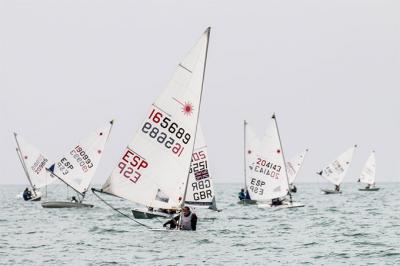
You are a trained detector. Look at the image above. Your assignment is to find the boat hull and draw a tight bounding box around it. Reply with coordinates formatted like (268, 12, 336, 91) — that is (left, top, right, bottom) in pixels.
(237, 199, 257, 205)
(258, 201, 305, 209)
(132, 209, 173, 219)
(321, 189, 342, 194)
(29, 196, 41, 201)
(41, 201, 94, 208)
(359, 188, 380, 191)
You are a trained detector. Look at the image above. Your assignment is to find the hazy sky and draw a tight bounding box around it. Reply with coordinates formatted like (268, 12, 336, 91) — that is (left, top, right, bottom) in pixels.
(1, 0, 399, 185)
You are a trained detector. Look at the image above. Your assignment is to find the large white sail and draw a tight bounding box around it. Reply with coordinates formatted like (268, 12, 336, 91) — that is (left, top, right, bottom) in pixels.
(318, 145, 357, 186)
(50, 121, 114, 194)
(14, 133, 55, 190)
(287, 149, 308, 185)
(246, 115, 289, 201)
(184, 125, 217, 209)
(102, 28, 211, 210)
(359, 151, 376, 185)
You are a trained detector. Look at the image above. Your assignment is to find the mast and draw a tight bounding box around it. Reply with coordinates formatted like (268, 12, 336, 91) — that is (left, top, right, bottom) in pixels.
(14, 133, 37, 197)
(243, 120, 247, 190)
(181, 27, 211, 209)
(271, 114, 293, 203)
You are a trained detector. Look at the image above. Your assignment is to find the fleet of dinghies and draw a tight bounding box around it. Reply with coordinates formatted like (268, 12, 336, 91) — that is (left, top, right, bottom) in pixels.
(14, 27, 383, 230)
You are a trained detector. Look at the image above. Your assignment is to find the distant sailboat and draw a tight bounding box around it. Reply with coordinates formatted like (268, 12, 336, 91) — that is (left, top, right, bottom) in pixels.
(358, 151, 379, 191)
(286, 149, 309, 193)
(92, 28, 211, 226)
(318, 145, 357, 194)
(14, 133, 55, 201)
(248, 114, 304, 208)
(41, 121, 114, 208)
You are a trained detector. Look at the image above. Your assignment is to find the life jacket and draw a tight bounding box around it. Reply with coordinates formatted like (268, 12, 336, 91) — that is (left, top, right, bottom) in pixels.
(180, 212, 193, 230)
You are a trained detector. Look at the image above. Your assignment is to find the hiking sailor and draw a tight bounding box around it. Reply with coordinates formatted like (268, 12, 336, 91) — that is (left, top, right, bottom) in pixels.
(163, 206, 198, 231)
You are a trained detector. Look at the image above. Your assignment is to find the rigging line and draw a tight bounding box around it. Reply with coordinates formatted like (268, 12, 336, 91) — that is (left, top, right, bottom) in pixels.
(91, 188, 151, 229)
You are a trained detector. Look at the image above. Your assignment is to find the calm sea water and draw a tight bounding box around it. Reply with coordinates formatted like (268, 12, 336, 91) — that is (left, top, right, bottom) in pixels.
(1, 183, 399, 265)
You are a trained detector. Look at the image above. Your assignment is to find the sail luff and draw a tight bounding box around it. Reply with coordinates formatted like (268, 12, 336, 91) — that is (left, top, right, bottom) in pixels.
(243, 120, 247, 190)
(14, 133, 36, 195)
(181, 27, 211, 208)
(272, 114, 292, 202)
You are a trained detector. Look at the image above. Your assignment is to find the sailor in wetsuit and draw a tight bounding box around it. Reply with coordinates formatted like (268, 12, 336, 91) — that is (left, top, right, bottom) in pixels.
(238, 189, 246, 200)
(335, 185, 340, 192)
(22, 187, 32, 201)
(163, 206, 197, 231)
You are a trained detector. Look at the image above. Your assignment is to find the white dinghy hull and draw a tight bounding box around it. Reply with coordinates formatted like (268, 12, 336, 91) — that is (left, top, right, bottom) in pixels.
(41, 201, 94, 208)
(257, 201, 305, 209)
(131, 209, 173, 219)
(358, 188, 380, 191)
(321, 189, 342, 194)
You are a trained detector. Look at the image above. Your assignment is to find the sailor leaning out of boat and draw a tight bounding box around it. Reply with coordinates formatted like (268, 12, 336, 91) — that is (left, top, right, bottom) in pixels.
(163, 206, 197, 231)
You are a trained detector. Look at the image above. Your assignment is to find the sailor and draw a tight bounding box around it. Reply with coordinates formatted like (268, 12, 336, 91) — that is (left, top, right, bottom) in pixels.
(271, 198, 283, 206)
(163, 206, 197, 231)
(71, 196, 78, 203)
(291, 184, 297, 193)
(245, 189, 251, 200)
(335, 185, 340, 192)
(365, 184, 371, 189)
(22, 187, 32, 201)
(238, 188, 246, 200)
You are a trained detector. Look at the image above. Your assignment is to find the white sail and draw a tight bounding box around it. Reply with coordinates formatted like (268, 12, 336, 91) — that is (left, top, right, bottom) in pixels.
(184, 125, 217, 209)
(246, 115, 289, 201)
(318, 145, 357, 186)
(359, 151, 376, 185)
(244, 121, 260, 187)
(14, 133, 55, 190)
(287, 149, 308, 185)
(50, 121, 114, 194)
(102, 28, 211, 210)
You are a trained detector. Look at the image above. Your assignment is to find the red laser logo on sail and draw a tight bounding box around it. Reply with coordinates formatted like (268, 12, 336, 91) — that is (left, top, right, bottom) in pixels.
(173, 97, 194, 116)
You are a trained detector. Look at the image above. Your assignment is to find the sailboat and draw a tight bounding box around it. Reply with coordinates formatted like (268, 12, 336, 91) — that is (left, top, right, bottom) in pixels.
(41, 121, 114, 208)
(248, 114, 304, 209)
(14, 133, 56, 201)
(286, 149, 309, 193)
(317, 145, 357, 194)
(239, 120, 260, 205)
(358, 151, 379, 191)
(92, 28, 211, 228)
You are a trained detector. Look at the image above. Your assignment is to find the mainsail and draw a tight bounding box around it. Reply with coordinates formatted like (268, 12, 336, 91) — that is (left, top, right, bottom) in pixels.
(318, 145, 357, 186)
(358, 151, 376, 185)
(101, 28, 211, 210)
(244, 121, 260, 189)
(246, 115, 290, 201)
(287, 149, 308, 185)
(14, 133, 55, 193)
(184, 125, 217, 210)
(49, 121, 114, 195)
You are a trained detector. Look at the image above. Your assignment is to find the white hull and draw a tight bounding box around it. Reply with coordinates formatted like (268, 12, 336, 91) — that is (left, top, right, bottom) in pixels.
(41, 201, 94, 208)
(257, 201, 305, 209)
(132, 208, 173, 219)
(359, 187, 380, 191)
(321, 189, 342, 194)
